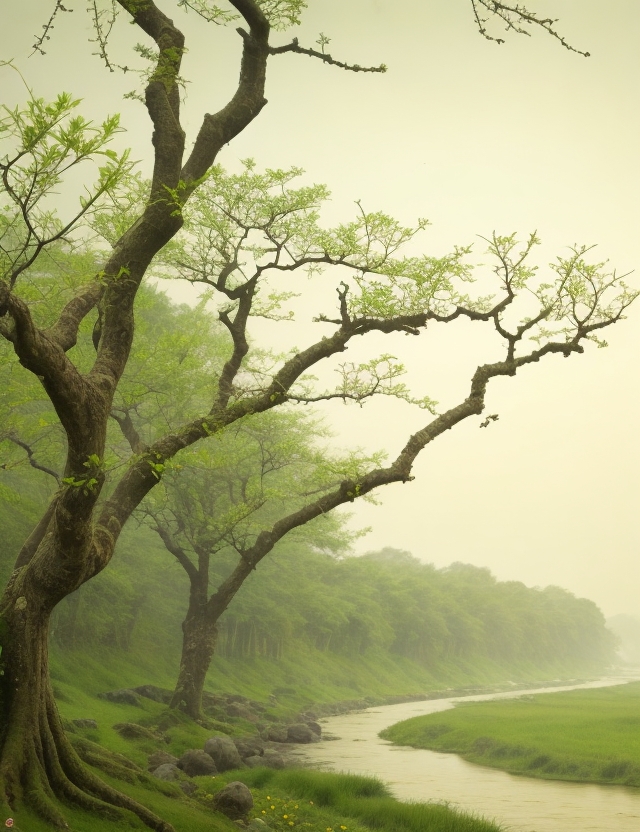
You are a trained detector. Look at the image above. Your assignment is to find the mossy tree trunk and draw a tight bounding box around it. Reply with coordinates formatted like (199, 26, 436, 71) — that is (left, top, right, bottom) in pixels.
(0, 538, 173, 830)
(169, 578, 219, 721)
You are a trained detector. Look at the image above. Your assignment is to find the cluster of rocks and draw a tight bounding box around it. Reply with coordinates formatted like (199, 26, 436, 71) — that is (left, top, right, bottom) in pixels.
(146, 730, 320, 819)
(147, 723, 321, 792)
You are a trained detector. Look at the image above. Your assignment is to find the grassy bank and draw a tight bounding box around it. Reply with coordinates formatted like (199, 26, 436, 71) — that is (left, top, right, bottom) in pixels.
(15, 646, 514, 832)
(5, 756, 505, 832)
(381, 682, 640, 787)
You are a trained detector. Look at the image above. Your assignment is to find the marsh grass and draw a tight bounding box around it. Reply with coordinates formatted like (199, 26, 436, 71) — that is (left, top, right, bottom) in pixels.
(211, 769, 503, 832)
(381, 682, 640, 786)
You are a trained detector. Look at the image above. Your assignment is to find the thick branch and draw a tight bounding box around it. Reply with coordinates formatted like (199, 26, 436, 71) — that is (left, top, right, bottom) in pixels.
(116, 0, 186, 197)
(180, 15, 270, 186)
(44, 281, 104, 352)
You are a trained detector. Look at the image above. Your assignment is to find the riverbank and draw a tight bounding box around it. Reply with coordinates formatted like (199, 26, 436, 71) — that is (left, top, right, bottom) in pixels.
(380, 680, 640, 787)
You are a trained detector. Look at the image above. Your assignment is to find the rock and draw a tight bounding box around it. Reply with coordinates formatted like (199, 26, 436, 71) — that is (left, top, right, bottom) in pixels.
(113, 723, 159, 741)
(244, 755, 264, 768)
(73, 719, 98, 729)
(205, 736, 243, 771)
(306, 721, 322, 737)
(177, 749, 218, 776)
(265, 726, 288, 743)
(152, 764, 197, 794)
(247, 820, 269, 832)
(132, 685, 173, 704)
(98, 689, 141, 706)
(148, 751, 178, 771)
(262, 751, 285, 769)
(286, 723, 316, 744)
(234, 737, 265, 760)
(213, 781, 254, 820)
(151, 763, 181, 782)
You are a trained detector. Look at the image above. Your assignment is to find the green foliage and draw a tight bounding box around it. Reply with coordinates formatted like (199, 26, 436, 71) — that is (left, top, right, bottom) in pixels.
(381, 682, 640, 787)
(176, 0, 307, 31)
(0, 74, 132, 286)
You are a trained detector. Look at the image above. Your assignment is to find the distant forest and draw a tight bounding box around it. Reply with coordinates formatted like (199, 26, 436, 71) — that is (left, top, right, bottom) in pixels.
(1, 481, 615, 675)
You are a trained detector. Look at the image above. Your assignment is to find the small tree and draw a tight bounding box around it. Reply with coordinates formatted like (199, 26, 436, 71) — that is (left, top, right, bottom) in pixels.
(0, 2, 630, 829)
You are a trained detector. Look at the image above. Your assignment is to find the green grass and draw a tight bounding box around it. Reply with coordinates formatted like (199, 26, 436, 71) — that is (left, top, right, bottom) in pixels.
(211, 769, 503, 832)
(2, 762, 504, 832)
(0, 648, 510, 832)
(381, 682, 640, 786)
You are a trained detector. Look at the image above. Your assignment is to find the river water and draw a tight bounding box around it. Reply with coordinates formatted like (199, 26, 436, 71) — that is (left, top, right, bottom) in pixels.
(291, 673, 640, 832)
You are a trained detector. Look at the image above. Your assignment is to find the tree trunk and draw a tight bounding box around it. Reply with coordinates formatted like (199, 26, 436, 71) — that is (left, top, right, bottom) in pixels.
(169, 584, 218, 721)
(0, 565, 173, 831)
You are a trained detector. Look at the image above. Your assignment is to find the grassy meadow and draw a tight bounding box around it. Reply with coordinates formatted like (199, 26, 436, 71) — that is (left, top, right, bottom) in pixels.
(381, 682, 640, 786)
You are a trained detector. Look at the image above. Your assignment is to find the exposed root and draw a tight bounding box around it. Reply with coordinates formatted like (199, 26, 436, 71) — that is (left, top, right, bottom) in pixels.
(71, 736, 144, 783)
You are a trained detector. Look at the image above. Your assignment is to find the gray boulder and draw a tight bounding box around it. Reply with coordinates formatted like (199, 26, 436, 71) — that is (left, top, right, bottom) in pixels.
(213, 780, 253, 820)
(286, 723, 316, 744)
(204, 736, 243, 771)
(244, 755, 264, 768)
(177, 749, 218, 776)
(98, 689, 140, 706)
(265, 726, 288, 743)
(234, 737, 265, 760)
(306, 721, 322, 737)
(132, 685, 173, 704)
(262, 750, 285, 769)
(151, 763, 181, 782)
(148, 751, 178, 771)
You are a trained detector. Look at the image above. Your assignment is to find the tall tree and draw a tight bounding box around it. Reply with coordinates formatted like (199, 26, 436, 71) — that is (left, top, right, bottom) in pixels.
(145, 412, 353, 721)
(0, 2, 631, 830)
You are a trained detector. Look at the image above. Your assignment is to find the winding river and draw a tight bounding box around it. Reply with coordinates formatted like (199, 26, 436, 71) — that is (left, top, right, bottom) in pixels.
(291, 673, 640, 832)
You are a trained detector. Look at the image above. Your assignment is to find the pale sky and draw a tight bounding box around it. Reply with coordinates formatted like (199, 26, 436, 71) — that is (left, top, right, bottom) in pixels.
(2, 2, 639, 617)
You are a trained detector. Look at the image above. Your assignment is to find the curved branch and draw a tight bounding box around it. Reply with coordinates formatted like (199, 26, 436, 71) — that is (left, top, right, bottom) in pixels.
(5, 434, 61, 483)
(269, 37, 387, 74)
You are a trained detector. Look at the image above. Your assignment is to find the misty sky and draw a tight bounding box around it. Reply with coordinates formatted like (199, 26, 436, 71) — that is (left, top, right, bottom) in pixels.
(2, 2, 639, 617)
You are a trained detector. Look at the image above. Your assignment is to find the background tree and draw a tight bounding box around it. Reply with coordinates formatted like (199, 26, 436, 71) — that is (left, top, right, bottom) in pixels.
(0, 2, 630, 830)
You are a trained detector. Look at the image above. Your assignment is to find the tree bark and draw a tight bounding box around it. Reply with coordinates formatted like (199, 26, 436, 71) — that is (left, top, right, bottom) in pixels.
(169, 581, 218, 721)
(0, 563, 172, 831)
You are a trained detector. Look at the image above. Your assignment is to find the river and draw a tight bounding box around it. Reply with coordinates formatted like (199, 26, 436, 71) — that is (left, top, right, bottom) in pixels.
(291, 673, 640, 832)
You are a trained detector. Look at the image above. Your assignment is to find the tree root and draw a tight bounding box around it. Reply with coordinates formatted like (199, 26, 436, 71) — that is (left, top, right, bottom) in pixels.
(1, 697, 175, 832)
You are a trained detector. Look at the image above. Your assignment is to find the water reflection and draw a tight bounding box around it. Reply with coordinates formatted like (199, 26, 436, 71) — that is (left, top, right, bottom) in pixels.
(292, 674, 640, 832)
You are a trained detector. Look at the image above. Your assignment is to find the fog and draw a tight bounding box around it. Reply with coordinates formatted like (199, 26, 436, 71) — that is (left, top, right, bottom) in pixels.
(2, 1, 638, 616)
